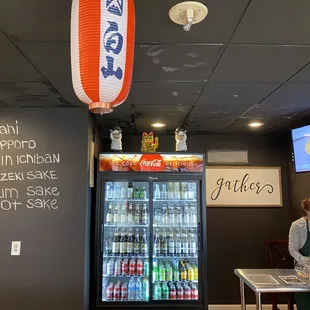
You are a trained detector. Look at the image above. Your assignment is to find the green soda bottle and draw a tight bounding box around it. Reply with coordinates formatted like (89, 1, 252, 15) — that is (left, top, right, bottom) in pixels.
(162, 282, 169, 300)
(166, 262, 173, 281)
(159, 263, 166, 281)
(153, 282, 162, 300)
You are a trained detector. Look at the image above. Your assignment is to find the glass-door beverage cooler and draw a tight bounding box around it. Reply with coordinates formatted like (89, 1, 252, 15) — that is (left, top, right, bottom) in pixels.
(94, 153, 207, 310)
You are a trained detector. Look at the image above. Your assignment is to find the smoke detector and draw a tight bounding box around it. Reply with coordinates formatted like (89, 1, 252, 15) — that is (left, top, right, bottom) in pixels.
(169, 1, 208, 32)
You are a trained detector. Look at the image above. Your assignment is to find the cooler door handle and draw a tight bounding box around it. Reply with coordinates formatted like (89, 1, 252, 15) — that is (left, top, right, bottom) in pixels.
(197, 222, 201, 252)
(100, 223, 104, 253)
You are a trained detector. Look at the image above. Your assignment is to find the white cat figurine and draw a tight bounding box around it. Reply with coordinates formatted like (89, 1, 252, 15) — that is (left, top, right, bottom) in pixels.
(175, 127, 187, 152)
(110, 125, 122, 151)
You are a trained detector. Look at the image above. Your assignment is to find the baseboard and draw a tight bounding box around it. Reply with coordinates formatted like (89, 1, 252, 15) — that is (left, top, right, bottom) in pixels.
(208, 305, 296, 310)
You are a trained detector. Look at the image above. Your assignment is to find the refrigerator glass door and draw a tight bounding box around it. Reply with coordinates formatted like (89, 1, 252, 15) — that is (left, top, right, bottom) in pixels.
(152, 181, 199, 301)
(101, 181, 150, 302)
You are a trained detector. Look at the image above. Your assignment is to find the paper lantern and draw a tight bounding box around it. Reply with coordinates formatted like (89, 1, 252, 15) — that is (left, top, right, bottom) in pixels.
(71, 0, 135, 114)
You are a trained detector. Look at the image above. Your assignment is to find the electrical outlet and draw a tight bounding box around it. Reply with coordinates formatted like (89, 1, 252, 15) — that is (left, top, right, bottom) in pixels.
(11, 241, 21, 256)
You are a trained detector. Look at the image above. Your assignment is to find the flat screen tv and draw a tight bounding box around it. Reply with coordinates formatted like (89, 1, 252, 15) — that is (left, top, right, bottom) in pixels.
(292, 125, 310, 173)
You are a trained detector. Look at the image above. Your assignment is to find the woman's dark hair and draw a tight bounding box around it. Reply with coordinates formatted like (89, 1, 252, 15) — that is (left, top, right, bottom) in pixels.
(302, 198, 310, 216)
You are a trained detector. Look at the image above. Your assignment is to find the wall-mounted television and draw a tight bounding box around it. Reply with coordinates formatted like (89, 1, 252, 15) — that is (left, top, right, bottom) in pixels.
(292, 125, 310, 173)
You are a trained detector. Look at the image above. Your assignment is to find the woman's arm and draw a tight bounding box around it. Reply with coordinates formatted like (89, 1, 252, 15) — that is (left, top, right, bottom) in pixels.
(289, 222, 308, 263)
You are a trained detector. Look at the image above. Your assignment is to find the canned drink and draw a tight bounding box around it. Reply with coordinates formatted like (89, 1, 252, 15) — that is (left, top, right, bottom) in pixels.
(107, 259, 115, 276)
(106, 282, 114, 301)
(102, 260, 108, 275)
(184, 285, 191, 300)
(121, 282, 128, 301)
(177, 284, 184, 300)
(129, 258, 136, 276)
(113, 282, 121, 301)
(114, 259, 122, 276)
(137, 259, 143, 276)
(191, 284, 198, 300)
(143, 260, 149, 276)
(122, 259, 129, 276)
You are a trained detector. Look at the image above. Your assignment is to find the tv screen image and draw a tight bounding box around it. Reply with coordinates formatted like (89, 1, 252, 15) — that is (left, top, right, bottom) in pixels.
(292, 125, 310, 173)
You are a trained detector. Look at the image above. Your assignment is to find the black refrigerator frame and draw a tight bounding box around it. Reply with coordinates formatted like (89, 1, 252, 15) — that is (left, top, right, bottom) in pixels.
(92, 153, 207, 310)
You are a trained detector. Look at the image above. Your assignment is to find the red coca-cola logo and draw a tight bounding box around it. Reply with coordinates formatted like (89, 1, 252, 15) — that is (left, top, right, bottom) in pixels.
(139, 154, 165, 172)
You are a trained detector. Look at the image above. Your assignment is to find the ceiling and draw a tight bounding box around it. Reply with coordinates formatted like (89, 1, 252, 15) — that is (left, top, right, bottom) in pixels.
(1, 0, 310, 135)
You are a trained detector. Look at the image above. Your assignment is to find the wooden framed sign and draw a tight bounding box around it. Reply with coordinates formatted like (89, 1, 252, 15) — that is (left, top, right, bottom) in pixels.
(206, 166, 283, 207)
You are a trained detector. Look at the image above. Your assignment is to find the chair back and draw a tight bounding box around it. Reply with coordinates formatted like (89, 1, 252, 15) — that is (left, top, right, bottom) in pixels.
(266, 239, 293, 269)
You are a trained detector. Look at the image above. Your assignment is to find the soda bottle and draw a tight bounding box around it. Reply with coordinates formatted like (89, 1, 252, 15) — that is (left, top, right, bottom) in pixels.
(183, 204, 190, 225)
(119, 229, 127, 256)
(128, 278, 135, 301)
(126, 229, 134, 255)
(161, 184, 168, 200)
(137, 259, 143, 276)
(153, 282, 162, 300)
(120, 203, 128, 224)
(129, 258, 136, 276)
(162, 204, 168, 224)
(193, 263, 198, 281)
(142, 278, 149, 301)
(175, 205, 182, 226)
(154, 184, 161, 200)
(106, 203, 114, 224)
(184, 285, 191, 300)
(114, 259, 122, 276)
(154, 229, 161, 256)
(174, 182, 181, 200)
(133, 229, 140, 255)
(182, 231, 189, 256)
(187, 263, 194, 281)
(180, 183, 188, 200)
(173, 259, 180, 281)
(159, 263, 166, 281)
(114, 182, 121, 199)
(112, 230, 120, 255)
(134, 204, 140, 225)
(113, 281, 121, 301)
(121, 258, 129, 276)
(161, 230, 168, 256)
(165, 262, 173, 281)
(140, 229, 148, 256)
(177, 283, 184, 300)
(121, 282, 128, 301)
(103, 260, 107, 275)
(168, 230, 175, 255)
(106, 182, 114, 200)
(152, 258, 159, 281)
(127, 203, 134, 224)
(191, 284, 199, 300)
(106, 282, 114, 301)
(104, 239, 112, 255)
(134, 187, 140, 199)
(180, 261, 187, 281)
(113, 204, 119, 225)
(169, 283, 177, 300)
(154, 207, 162, 225)
(189, 231, 197, 256)
(107, 259, 115, 276)
(190, 204, 197, 225)
(187, 183, 196, 200)
(139, 187, 147, 200)
(167, 182, 174, 200)
(175, 231, 182, 255)
(167, 205, 174, 225)
(135, 278, 143, 300)
(120, 182, 127, 199)
(143, 259, 149, 276)
(127, 182, 134, 199)
(102, 278, 108, 301)
(141, 204, 148, 225)
(162, 282, 169, 300)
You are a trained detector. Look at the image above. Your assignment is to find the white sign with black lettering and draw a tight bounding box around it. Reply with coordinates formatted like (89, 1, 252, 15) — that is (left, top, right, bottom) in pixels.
(206, 166, 283, 207)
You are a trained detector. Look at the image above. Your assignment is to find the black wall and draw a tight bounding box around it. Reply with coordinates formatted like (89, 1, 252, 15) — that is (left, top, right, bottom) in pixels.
(0, 108, 90, 310)
(114, 133, 291, 304)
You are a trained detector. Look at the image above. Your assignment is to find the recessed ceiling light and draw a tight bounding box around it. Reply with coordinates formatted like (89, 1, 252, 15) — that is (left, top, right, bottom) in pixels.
(248, 121, 264, 128)
(151, 123, 166, 128)
(232, 93, 239, 98)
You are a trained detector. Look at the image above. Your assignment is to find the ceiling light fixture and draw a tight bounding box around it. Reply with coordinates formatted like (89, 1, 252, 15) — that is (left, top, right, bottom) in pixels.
(151, 123, 166, 128)
(248, 121, 264, 128)
(169, 1, 208, 32)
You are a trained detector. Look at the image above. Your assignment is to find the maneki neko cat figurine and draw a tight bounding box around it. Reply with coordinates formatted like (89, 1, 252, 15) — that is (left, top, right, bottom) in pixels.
(141, 132, 159, 152)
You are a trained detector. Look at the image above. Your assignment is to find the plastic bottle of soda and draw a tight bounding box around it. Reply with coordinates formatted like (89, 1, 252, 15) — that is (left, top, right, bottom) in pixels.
(128, 278, 135, 301)
(162, 282, 169, 300)
(165, 262, 173, 281)
(152, 258, 158, 281)
(135, 278, 143, 300)
(140, 229, 148, 256)
(193, 263, 198, 281)
(153, 282, 162, 300)
(143, 259, 149, 277)
(106, 182, 114, 199)
(121, 282, 128, 301)
(133, 229, 140, 255)
(137, 259, 143, 276)
(169, 282, 177, 300)
(142, 278, 149, 301)
(102, 259, 107, 275)
(184, 284, 191, 300)
(121, 258, 129, 276)
(114, 259, 122, 276)
(177, 283, 184, 300)
(106, 282, 114, 301)
(191, 283, 199, 300)
(119, 229, 127, 256)
(161, 229, 168, 256)
(180, 261, 187, 281)
(113, 281, 121, 301)
(127, 229, 134, 256)
(107, 259, 115, 276)
(187, 263, 194, 281)
(129, 258, 136, 276)
(159, 263, 166, 281)
(112, 229, 120, 255)
(173, 260, 180, 281)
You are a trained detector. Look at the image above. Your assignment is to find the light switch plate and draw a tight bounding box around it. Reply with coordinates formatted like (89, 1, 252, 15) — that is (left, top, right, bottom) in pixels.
(11, 241, 21, 256)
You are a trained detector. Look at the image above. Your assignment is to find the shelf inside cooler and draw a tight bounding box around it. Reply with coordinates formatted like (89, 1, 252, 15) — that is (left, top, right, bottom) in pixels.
(153, 225, 197, 228)
(153, 199, 196, 202)
(104, 255, 149, 258)
(153, 280, 198, 283)
(105, 199, 149, 202)
(153, 255, 198, 259)
(105, 224, 149, 228)
(103, 275, 147, 278)
(102, 299, 149, 302)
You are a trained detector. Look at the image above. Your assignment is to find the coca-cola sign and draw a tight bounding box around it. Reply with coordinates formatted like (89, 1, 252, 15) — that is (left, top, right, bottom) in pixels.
(139, 154, 165, 171)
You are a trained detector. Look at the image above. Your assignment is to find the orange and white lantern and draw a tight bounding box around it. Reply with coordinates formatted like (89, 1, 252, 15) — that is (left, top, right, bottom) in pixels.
(71, 0, 135, 114)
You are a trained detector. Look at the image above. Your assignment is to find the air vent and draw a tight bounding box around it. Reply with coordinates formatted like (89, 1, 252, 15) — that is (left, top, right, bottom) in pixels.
(207, 150, 248, 164)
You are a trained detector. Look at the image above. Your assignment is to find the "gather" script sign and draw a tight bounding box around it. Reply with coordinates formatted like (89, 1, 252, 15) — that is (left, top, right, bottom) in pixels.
(206, 166, 283, 207)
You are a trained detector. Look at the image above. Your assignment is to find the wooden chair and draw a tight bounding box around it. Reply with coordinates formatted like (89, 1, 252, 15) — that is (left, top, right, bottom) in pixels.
(266, 239, 294, 310)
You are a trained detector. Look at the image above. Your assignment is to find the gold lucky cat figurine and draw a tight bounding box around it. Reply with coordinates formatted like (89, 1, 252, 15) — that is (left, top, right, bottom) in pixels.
(141, 132, 159, 152)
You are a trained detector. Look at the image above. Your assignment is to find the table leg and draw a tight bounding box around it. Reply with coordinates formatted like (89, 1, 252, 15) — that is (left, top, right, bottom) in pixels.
(240, 280, 246, 310)
(255, 292, 262, 310)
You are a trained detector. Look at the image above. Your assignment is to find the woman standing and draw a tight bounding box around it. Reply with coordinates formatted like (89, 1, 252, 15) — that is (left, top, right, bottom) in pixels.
(289, 198, 310, 310)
